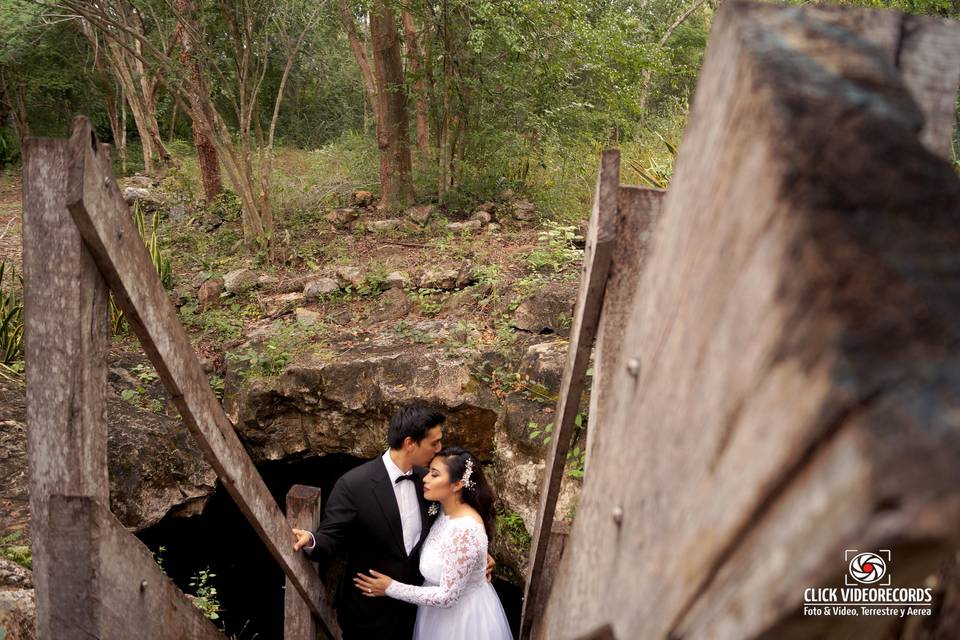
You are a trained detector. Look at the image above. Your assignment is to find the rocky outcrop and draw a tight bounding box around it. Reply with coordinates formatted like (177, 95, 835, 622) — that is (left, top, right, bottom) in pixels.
(0, 558, 35, 640)
(0, 367, 216, 542)
(225, 320, 501, 463)
(511, 284, 576, 335)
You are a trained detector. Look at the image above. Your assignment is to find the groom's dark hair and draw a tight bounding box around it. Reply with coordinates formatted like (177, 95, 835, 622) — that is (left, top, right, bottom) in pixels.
(387, 404, 446, 449)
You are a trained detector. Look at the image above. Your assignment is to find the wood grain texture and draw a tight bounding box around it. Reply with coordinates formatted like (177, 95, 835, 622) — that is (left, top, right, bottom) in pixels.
(520, 149, 620, 639)
(284, 485, 323, 640)
(63, 117, 340, 639)
(47, 495, 227, 640)
(584, 186, 664, 473)
(536, 3, 960, 638)
(21, 138, 111, 640)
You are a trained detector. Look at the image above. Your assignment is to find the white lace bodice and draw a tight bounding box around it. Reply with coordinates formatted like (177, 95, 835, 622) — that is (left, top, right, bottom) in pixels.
(385, 512, 488, 609)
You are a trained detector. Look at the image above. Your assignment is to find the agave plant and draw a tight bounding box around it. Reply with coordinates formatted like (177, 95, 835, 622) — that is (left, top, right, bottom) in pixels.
(112, 202, 173, 334)
(0, 261, 24, 365)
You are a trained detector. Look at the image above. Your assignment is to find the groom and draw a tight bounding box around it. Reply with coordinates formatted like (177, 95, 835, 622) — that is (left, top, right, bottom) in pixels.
(292, 404, 445, 639)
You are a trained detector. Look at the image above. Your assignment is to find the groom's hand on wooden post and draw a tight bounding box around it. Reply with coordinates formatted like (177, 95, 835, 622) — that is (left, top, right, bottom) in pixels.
(486, 554, 495, 582)
(292, 527, 313, 552)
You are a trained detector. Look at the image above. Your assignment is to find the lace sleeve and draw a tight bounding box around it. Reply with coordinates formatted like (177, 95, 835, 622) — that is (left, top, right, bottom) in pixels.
(385, 521, 485, 609)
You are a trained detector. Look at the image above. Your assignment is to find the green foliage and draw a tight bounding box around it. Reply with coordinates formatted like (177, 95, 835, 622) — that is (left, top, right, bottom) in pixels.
(567, 444, 586, 479)
(188, 569, 222, 621)
(526, 222, 583, 273)
(495, 510, 531, 555)
(112, 204, 173, 335)
(205, 191, 243, 222)
(527, 420, 554, 445)
(0, 261, 24, 366)
(0, 531, 31, 570)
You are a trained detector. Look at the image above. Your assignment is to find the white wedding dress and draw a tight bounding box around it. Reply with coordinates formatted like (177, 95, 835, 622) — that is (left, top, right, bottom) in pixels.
(385, 512, 513, 639)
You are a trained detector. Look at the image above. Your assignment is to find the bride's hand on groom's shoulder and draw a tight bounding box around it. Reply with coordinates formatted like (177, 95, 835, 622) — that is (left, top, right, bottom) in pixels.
(292, 528, 313, 552)
(354, 570, 393, 597)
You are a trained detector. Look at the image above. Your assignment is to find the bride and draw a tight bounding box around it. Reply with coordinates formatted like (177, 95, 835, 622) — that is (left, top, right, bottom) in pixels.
(353, 446, 513, 640)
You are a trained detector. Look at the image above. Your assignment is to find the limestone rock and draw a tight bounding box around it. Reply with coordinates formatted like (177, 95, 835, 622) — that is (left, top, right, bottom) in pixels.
(303, 278, 340, 300)
(487, 223, 502, 233)
(258, 274, 279, 287)
(225, 333, 500, 462)
(519, 339, 569, 393)
(471, 210, 492, 224)
(326, 208, 360, 228)
(0, 374, 216, 537)
(368, 219, 401, 233)
(386, 271, 411, 290)
(406, 204, 436, 226)
(419, 268, 459, 291)
(447, 220, 482, 234)
(475, 201, 497, 214)
(295, 307, 321, 326)
(366, 288, 413, 326)
(223, 268, 258, 294)
(352, 190, 375, 207)
(0, 558, 33, 590)
(335, 266, 365, 290)
(198, 278, 224, 311)
(0, 587, 36, 640)
(455, 262, 476, 289)
(511, 284, 575, 335)
(511, 199, 536, 221)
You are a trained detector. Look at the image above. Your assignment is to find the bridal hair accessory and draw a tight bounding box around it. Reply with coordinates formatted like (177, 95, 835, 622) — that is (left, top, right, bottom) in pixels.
(428, 503, 439, 516)
(461, 458, 476, 491)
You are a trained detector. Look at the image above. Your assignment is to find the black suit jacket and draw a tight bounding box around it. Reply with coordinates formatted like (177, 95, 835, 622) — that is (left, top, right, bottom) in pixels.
(307, 456, 435, 640)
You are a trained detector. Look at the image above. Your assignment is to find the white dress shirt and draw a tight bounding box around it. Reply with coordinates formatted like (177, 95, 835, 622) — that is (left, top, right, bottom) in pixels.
(382, 450, 422, 555)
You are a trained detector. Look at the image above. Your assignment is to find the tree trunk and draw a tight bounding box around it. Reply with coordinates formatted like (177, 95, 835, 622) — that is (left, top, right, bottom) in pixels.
(402, 11, 429, 155)
(175, 0, 223, 201)
(370, 0, 415, 210)
(339, 0, 378, 123)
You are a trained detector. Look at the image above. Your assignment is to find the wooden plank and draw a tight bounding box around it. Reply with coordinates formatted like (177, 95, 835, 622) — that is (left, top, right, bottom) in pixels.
(47, 495, 227, 640)
(62, 117, 340, 639)
(897, 16, 960, 159)
(536, 3, 960, 639)
(584, 186, 664, 473)
(520, 149, 620, 639)
(284, 484, 323, 640)
(21, 138, 111, 640)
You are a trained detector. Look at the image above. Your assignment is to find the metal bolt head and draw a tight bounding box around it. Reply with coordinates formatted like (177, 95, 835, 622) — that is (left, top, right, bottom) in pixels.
(140, 580, 148, 592)
(103, 176, 111, 187)
(612, 506, 624, 526)
(626, 358, 641, 378)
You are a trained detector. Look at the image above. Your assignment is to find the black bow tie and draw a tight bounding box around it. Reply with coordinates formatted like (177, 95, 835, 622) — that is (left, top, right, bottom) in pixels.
(395, 473, 416, 484)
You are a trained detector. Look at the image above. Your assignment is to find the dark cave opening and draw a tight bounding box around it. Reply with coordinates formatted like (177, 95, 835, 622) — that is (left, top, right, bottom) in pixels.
(138, 453, 523, 639)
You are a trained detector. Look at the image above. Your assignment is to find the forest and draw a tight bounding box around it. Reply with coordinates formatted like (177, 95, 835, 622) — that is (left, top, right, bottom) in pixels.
(1, 0, 960, 638)
(0, 1, 952, 247)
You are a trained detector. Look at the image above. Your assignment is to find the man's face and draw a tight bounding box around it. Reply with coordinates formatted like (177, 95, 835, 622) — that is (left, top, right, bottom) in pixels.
(408, 425, 443, 467)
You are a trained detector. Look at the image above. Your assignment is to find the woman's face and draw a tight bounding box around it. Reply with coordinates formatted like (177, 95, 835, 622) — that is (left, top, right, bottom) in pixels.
(422, 456, 460, 502)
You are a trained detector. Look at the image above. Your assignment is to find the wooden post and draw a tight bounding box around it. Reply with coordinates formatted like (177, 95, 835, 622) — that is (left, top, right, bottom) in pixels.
(520, 149, 620, 639)
(62, 117, 340, 639)
(47, 495, 227, 640)
(584, 186, 664, 472)
(21, 138, 111, 640)
(537, 4, 960, 639)
(284, 485, 323, 640)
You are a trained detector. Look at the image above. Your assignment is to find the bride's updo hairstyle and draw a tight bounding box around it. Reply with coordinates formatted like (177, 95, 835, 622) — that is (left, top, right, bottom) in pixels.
(436, 447, 495, 541)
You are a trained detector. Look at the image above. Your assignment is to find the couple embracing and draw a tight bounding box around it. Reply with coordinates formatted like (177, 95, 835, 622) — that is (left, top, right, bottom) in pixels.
(292, 404, 513, 640)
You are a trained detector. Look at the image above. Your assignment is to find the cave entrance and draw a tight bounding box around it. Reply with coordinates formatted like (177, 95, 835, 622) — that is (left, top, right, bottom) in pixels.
(138, 453, 364, 639)
(137, 453, 523, 639)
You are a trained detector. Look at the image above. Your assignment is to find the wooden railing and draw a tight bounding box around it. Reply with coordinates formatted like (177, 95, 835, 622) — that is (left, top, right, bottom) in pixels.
(24, 118, 340, 639)
(519, 2, 960, 639)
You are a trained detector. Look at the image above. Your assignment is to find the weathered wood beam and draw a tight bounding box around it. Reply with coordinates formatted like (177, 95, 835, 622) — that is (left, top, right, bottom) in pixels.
(47, 495, 227, 640)
(22, 138, 111, 640)
(537, 3, 960, 638)
(584, 186, 664, 473)
(520, 149, 620, 639)
(284, 485, 323, 640)
(63, 117, 340, 639)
